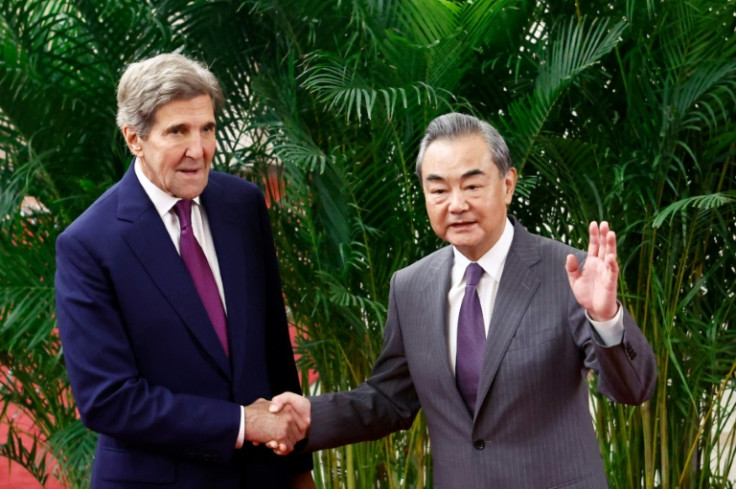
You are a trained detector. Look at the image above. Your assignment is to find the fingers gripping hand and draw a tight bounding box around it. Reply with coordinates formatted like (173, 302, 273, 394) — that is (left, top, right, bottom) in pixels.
(244, 397, 309, 455)
(267, 392, 312, 455)
(566, 221, 620, 321)
(270, 392, 311, 422)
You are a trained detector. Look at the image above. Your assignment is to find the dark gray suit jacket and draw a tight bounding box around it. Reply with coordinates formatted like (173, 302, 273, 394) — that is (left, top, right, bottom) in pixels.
(306, 218, 656, 488)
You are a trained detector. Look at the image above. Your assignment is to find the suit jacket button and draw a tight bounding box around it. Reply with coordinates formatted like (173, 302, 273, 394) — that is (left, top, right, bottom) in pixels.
(473, 440, 485, 450)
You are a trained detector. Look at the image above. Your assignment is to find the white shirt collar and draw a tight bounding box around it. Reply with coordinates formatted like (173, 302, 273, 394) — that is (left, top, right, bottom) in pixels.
(452, 217, 515, 284)
(134, 158, 202, 216)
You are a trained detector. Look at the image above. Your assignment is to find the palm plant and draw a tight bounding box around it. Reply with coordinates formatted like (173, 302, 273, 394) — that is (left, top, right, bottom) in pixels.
(0, 1, 121, 485)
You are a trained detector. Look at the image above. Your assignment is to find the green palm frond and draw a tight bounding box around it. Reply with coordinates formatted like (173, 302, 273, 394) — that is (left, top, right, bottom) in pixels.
(300, 50, 454, 122)
(537, 18, 626, 96)
(675, 63, 736, 131)
(457, 0, 534, 56)
(397, 0, 458, 46)
(652, 191, 736, 228)
(47, 419, 97, 487)
(508, 17, 626, 172)
(0, 423, 50, 485)
(276, 140, 344, 174)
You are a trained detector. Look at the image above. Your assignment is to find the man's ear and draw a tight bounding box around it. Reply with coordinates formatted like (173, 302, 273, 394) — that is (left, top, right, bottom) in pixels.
(504, 167, 517, 205)
(122, 125, 142, 155)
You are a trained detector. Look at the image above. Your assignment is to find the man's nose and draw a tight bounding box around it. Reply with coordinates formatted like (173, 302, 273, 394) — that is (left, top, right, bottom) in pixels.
(185, 133, 205, 159)
(448, 190, 469, 212)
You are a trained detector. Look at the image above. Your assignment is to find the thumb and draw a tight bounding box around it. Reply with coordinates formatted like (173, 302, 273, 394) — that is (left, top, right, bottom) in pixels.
(269, 395, 286, 413)
(565, 254, 580, 284)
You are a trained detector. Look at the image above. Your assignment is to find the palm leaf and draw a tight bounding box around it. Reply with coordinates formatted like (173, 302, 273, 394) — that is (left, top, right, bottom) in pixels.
(652, 191, 736, 228)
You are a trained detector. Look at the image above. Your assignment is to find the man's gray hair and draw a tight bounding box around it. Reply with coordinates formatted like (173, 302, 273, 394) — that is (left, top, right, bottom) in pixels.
(116, 52, 224, 140)
(415, 113, 512, 178)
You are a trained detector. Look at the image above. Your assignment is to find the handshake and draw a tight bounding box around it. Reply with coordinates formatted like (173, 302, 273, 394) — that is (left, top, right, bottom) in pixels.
(244, 392, 310, 455)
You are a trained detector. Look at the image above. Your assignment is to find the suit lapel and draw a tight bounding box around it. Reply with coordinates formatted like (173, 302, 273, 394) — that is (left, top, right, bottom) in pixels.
(474, 220, 541, 417)
(117, 166, 231, 377)
(429, 248, 455, 379)
(199, 180, 251, 383)
(415, 248, 464, 402)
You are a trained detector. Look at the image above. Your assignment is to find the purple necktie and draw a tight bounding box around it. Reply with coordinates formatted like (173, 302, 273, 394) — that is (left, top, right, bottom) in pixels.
(174, 199, 229, 356)
(456, 262, 486, 412)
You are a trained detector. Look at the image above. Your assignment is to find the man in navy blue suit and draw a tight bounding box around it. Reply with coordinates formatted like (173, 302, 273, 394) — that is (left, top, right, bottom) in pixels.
(55, 53, 314, 488)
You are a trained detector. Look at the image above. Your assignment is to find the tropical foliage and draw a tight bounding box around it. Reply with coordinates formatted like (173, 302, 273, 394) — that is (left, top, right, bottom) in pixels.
(1, 0, 734, 488)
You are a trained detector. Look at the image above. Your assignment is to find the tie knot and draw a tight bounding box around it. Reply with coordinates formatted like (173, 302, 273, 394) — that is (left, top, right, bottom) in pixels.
(465, 262, 484, 287)
(174, 199, 193, 229)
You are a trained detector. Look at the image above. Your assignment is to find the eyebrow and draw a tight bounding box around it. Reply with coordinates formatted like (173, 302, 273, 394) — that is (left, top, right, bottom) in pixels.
(424, 168, 486, 181)
(165, 121, 217, 132)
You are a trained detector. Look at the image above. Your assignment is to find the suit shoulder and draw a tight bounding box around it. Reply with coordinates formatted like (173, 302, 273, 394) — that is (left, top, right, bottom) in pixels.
(393, 247, 452, 284)
(59, 182, 122, 241)
(533, 231, 582, 257)
(513, 222, 585, 262)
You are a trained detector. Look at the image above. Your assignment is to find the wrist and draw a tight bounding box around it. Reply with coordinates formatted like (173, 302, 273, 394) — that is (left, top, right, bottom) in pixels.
(588, 302, 619, 322)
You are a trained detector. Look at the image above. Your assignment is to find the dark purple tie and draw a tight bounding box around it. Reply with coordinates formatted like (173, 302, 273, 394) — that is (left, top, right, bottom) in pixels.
(456, 262, 486, 412)
(174, 199, 229, 356)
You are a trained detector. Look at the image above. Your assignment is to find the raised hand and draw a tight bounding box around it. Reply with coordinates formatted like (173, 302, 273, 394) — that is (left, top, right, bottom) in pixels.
(243, 398, 309, 455)
(565, 221, 620, 322)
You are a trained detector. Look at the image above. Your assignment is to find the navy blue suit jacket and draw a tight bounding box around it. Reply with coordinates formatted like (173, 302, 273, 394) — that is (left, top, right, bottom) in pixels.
(55, 164, 311, 488)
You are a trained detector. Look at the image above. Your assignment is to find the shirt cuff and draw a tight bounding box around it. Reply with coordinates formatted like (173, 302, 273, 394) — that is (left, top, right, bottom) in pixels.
(586, 302, 624, 346)
(236, 405, 245, 448)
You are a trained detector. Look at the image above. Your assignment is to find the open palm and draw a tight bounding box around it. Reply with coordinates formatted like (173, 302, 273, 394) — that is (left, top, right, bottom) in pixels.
(565, 221, 620, 322)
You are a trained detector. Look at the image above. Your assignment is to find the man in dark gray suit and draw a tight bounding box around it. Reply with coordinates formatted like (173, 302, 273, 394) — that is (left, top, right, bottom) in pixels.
(271, 113, 657, 488)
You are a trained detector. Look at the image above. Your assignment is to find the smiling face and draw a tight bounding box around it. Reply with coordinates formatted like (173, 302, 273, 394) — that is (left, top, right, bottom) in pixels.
(123, 94, 216, 199)
(421, 133, 517, 261)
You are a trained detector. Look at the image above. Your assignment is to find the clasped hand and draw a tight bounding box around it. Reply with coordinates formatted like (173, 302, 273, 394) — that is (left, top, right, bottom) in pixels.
(244, 393, 311, 455)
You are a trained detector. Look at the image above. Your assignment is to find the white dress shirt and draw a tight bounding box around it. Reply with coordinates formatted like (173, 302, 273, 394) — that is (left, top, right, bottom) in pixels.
(447, 217, 624, 374)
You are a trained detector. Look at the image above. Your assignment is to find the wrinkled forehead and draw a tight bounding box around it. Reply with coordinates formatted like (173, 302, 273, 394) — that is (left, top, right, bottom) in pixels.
(422, 135, 497, 176)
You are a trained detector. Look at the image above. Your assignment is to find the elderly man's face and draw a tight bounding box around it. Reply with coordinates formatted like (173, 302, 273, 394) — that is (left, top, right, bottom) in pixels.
(125, 94, 216, 199)
(421, 134, 516, 261)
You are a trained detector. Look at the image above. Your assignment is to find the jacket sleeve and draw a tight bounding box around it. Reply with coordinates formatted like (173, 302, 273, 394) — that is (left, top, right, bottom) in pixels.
(586, 305, 657, 405)
(568, 280, 657, 405)
(306, 273, 420, 451)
